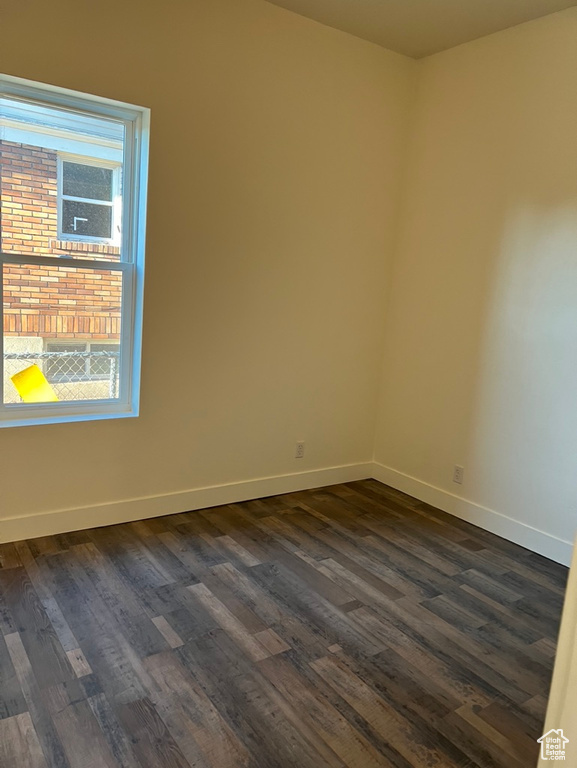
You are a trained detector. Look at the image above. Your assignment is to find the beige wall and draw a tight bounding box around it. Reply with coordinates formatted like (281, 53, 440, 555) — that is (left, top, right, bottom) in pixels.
(375, 8, 577, 561)
(0, 0, 414, 532)
(2, 0, 575, 560)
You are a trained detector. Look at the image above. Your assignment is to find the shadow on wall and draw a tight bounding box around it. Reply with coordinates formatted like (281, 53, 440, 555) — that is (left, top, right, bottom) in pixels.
(465, 202, 577, 545)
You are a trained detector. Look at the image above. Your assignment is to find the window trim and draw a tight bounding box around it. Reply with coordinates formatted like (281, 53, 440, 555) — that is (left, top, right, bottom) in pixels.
(57, 154, 122, 246)
(0, 73, 149, 428)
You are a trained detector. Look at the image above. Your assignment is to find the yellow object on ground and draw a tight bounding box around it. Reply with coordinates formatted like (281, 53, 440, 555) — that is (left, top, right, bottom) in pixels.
(11, 364, 59, 403)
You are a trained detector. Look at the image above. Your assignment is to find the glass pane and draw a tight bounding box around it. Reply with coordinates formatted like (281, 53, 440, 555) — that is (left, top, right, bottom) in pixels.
(63, 162, 113, 201)
(61, 200, 113, 240)
(45, 343, 87, 380)
(4, 263, 123, 404)
(89, 343, 120, 377)
(0, 96, 124, 260)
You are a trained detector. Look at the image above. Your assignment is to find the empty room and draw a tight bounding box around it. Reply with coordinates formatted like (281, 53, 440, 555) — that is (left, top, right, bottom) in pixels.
(0, 0, 576, 766)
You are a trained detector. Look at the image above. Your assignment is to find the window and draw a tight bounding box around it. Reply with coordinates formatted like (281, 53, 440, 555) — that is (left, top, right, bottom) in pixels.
(0, 74, 149, 427)
(58, 157, 122, 244)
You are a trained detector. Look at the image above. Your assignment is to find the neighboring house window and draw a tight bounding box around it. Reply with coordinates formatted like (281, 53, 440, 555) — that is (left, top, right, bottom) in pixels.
(58, 157, 122, 244)
(45, 341, 121, 381)
(0, 73, 149, 428)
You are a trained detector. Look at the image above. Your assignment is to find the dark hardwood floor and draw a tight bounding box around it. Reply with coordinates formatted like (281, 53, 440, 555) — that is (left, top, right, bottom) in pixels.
(0, 480, 568, 768)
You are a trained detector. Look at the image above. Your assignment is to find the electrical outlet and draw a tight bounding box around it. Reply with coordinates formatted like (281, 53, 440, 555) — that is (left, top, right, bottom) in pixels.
(295, 441, 305, 459)
(453, 465, 464, 484)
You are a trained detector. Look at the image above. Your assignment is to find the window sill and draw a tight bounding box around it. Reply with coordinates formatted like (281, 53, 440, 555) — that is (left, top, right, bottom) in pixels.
(0, 402, 138, 428)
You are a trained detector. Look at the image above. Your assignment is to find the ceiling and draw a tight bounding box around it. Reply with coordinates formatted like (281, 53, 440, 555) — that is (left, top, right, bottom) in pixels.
(264, 0, 577, 58)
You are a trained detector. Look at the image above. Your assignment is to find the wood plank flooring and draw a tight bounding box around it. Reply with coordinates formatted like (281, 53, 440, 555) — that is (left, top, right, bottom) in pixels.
(0, 480, 568, 768)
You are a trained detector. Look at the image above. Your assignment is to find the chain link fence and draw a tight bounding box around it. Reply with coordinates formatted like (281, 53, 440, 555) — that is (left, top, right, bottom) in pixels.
(4, 350, 120, 403)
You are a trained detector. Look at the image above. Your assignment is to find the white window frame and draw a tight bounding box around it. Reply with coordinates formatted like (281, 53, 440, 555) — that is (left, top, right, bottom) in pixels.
(57, 154, 122, 246)
(0, 73, 149, 428)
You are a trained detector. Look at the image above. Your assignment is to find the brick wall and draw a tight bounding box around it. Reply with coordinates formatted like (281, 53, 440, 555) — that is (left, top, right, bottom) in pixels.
(1, 140, 122, 340)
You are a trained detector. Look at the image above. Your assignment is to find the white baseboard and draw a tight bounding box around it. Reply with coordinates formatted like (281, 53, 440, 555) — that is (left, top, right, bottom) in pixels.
(372, 462, 573, 566)
(2, 460, 572, 566)
(0, 462, 373, 544)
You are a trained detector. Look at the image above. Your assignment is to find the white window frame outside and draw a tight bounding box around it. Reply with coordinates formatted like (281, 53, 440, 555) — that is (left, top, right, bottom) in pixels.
(57, 154, 122, 246)
(0, 73, 149, 428)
